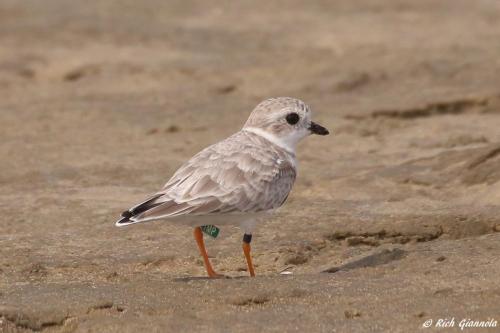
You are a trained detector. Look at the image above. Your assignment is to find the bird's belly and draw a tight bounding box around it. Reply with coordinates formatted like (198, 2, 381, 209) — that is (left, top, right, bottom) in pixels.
(163, 211, 272, 228)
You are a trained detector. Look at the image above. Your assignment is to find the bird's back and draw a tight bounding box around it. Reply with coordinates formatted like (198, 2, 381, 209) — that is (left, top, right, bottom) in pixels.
(117, 130, 297, 225)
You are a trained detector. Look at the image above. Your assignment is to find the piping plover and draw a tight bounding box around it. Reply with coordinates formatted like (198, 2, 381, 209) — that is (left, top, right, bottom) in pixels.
(116, 97, 329, 277)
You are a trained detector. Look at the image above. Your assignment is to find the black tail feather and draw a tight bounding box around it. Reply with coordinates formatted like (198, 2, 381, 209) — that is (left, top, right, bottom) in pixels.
(116, 215, 131, 225)
(115, 194, 163, 226)
(130, 194, 163, 215)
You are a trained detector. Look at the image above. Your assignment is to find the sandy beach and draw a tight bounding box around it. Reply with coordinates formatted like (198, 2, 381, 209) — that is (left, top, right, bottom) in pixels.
(1, 1, 500, 332)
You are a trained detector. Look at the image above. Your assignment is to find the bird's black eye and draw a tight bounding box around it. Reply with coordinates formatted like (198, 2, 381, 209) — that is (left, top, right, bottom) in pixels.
(286, 112, 300, 125)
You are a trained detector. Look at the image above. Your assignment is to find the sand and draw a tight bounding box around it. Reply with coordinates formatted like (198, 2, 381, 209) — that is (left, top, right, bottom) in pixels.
(1, 0, 500, 332)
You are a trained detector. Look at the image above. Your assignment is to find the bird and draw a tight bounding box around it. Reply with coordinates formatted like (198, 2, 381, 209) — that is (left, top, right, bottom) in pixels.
(115, 97, 329, 278)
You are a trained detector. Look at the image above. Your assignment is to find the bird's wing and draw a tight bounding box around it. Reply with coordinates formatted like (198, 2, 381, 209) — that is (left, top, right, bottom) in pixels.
(117, 132, 296, 226)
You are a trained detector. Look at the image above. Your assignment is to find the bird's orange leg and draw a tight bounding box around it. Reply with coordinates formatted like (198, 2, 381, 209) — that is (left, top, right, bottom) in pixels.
(193, 227, 222, 278)
(242, 234, 255, 277)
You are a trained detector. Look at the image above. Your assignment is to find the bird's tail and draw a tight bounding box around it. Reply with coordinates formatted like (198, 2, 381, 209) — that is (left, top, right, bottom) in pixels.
(115, 211, 136, 226)
(115, 194, 163, 227)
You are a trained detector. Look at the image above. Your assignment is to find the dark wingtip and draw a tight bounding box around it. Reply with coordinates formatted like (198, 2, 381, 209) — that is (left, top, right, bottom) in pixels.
(115, 211, 133, 226)
(115, 216, 131, 226)
(116, 194, 163, 227)
(121, 210, 133, 218)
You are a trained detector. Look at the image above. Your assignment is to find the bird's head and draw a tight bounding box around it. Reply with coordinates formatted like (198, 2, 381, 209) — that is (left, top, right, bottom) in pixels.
(243, 97, 329, 152)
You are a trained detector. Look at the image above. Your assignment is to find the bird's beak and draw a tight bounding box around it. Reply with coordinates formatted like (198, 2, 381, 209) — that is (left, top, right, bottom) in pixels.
(308, 121, 329, 135)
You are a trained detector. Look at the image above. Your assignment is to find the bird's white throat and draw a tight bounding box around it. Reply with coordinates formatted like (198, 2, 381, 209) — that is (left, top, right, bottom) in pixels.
(243, 127, 305, 154)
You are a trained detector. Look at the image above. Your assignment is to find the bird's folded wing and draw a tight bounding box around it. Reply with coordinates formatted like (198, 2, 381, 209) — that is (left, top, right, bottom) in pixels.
(129, 145, 296, 223)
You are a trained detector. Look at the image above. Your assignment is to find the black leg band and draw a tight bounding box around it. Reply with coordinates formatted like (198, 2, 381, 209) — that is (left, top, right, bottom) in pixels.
(243, 233, 252, 244)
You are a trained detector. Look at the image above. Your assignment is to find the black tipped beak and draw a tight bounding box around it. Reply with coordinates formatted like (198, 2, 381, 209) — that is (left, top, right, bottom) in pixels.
(309, 122, 329, 135)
